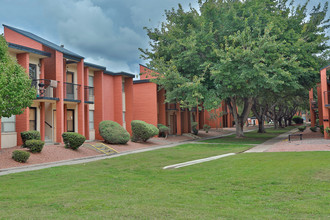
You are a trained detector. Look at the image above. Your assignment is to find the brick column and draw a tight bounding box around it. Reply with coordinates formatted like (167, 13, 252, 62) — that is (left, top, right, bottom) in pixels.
(320, 68, 329, 139)
(77, 59, 85, 136)
(55, 51, 64, 143)
(84, 67, 90, 140)
(317, 84, 323, 126)
(16, 53, 30, 146)
(125, 77, 133, 134)
(158, 89, 166, 125)
(176, 103, 182, 135)
(94, 71, 104, 140)
(114, 76, 123, 125)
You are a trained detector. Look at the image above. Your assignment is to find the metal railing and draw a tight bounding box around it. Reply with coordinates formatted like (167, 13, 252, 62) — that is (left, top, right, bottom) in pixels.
(84, 86, 94, 103)
(32, 79, 58, 99)
(64, 82, 81, 101)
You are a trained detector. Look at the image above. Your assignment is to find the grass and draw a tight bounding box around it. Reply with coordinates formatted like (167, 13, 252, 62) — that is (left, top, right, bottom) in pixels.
(0, 142, 329, 219)
(201, 126, 294, 144)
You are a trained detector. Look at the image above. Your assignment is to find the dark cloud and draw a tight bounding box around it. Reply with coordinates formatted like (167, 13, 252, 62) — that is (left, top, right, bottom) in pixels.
(0, 0, 328, 74)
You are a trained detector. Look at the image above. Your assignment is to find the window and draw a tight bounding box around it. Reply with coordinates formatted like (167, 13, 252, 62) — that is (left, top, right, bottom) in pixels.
(29, 64, 37, 79)
(29, 107, 37, 131)
(89, 110, 94, 130)
(1, 115, 16, 132)
(89, 76, 94, 87)
(122, 112, 126, 124)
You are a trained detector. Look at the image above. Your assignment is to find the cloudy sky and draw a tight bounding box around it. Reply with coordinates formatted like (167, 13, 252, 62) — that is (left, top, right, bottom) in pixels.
(0, 0, 328, 75)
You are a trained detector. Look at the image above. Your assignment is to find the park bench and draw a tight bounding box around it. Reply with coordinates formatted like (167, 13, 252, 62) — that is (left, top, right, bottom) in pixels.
(288, 134, 303, 141)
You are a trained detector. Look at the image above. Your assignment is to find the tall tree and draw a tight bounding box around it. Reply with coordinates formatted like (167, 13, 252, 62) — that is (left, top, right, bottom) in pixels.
(0, 35, 36, 118)
(141, 0, 329, 137)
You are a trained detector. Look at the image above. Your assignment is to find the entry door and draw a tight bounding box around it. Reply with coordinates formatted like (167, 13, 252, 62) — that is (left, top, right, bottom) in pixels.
(66, 72, 74, 99)
(29, 107, 37, 131)
(67, 110, 74, 132)
(29, 64, 37, 88)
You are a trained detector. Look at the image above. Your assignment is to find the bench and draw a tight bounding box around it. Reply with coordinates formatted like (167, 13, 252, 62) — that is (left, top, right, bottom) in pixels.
(288, 134, 302, 141)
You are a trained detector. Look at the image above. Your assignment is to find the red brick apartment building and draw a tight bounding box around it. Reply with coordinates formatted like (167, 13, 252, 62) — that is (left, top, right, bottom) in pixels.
(133, 65, 233, 135)
(309, 64, 330, 139)
(0, 25, 234, 150)
(0, 25, 134, 149)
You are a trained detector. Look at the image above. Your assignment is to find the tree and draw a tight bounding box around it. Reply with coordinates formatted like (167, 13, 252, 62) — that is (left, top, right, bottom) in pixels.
(141, 0, 329, 137)
(0, 35, 36, 118)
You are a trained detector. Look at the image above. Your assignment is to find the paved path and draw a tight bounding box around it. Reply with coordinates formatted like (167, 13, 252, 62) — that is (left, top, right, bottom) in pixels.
(245, 129, 298, 153)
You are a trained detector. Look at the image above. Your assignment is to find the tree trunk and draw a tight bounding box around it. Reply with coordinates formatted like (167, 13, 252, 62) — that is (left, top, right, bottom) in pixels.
(258, 117, 265, 133)
(227, 97, 253, 138)
(288, 118, 292, 126)
(278, 118, 283, 128)
(284, 118, 288, 127)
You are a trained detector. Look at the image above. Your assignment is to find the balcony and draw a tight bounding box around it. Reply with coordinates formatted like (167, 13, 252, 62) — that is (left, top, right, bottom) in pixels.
(84, 86, 94, 104)
(32, 79, 59, 101)
(64, 82, 81, 102)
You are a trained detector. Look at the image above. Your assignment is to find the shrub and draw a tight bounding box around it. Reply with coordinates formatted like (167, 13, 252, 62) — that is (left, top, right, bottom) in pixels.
(325, 127, 330, 134)
(131, 120, 159, 142)
(12, 150, 30, 163)
(298, 125, 306, 132)
(310, 127, 317, 132)
(99, 120, 130, 144)
(203, 124, 211, 133)
(62, 132, 86, 150)
(157, 124, 169, 138)
(25, 139, 45, 153)
(316, 119, 319, 127)
(21, 130, 41, 148)
(191, 122, 198, 135)
(320, 125, 324, 134)
(292, 115, 303, 124)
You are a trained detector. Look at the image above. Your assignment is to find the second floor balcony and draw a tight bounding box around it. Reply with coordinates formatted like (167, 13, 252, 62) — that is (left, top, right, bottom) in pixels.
(32, 79, 59, 101)
(84, 86, 94, 104)
(64, 82, 81, 102)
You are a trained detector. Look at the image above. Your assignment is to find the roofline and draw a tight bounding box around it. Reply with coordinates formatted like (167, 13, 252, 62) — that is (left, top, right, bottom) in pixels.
(84, 62, 106, 70)
(8, 42, 51, 57)
(3, 24, 84, 60)
(320, 64, 330, 71)
(104, 70, 135, 78)
(133, 79, 151, 84)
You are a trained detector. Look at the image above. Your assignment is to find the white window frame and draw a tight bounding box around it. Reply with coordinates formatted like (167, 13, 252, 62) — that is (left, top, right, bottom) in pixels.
(89, 110, 94, 130)
(1, 115, 16, 133)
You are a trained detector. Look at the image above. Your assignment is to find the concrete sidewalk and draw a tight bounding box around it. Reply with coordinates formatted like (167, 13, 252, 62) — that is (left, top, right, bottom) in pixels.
(245, 129, 298, 153)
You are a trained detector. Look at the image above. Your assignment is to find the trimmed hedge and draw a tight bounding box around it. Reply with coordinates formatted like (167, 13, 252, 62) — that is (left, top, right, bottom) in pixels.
(157, 124, 169, 138)
(12, 150, 30, 163)
(99, 121, 130, 144)
(62, 132, 86, 150)
(191, 122, 198, 135)
(310, 127, 317, 132)
(203, 124, 211, 133)
(25, 139, 45, 153)
(21, 130, 41, 148)
(131, 120, 159, 142)
(292, 116, 303, 124)
(298, 125, 306, 132)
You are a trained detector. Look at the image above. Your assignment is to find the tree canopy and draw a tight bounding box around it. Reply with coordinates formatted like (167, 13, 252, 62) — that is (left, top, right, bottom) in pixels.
(140, 0, 329, 137)
(0, 35, 36, 118)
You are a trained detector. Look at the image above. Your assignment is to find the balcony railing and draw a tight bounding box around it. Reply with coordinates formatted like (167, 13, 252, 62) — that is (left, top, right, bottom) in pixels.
(84, 86, 94, 103)
(64, 82, 81, 102)
(32, 79, 59, 100)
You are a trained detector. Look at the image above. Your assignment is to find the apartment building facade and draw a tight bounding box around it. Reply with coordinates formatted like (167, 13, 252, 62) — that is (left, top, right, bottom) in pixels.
(0, 25, 134, 149)
(133, 65, 233, 135)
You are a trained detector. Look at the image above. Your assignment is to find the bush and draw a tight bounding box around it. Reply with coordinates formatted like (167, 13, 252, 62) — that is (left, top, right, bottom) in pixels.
(203, 124, 211, 133)
(25, 139, 45, 153)
(191, 122, 198, 135)
(62, 132, 86, 150)
(157, 124, 169, 138)
(320, 125, 324, 134)
(298, 125, 306, 132)
(292, 115, 303, 124)
(131, 120, 159, 142)
(325, 127, 330, 134)
(12, 150, 30, 163)
(310, 127, 317, 132)
(99, 121, 130, 144)
(21, 130, 41, 148)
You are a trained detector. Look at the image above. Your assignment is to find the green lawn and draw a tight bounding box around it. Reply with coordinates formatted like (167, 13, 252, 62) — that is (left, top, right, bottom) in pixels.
(0, 142, 329, 219)
(201, 126, 294, 144)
